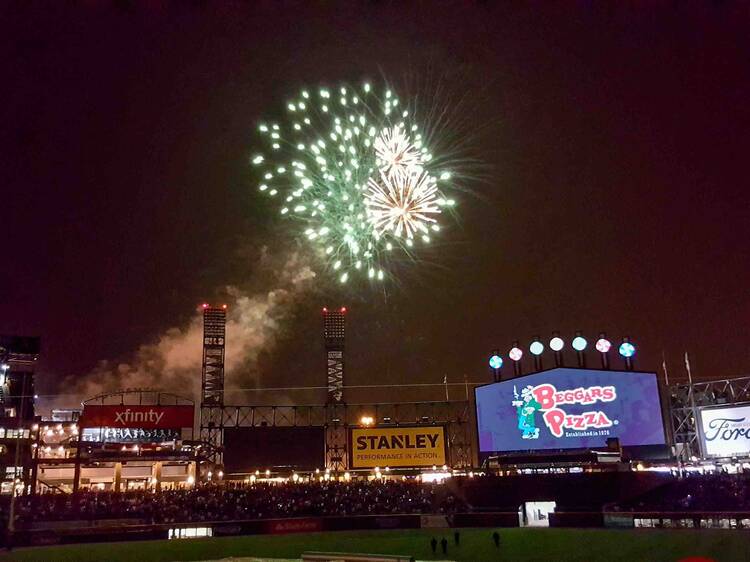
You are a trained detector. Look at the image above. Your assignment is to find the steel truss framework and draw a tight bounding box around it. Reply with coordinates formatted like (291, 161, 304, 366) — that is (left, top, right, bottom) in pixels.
(200, 307, 226, 463)
(669, 376, 750, 461)
(323, 309, 345, 403)
(200, 400, 474, 471)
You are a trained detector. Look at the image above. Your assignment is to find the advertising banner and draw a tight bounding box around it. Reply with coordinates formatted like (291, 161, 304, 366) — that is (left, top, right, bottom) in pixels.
(350, 426, 446, 468)
(81, 427, 181, 443)
(699, 404, 750, 458)
(79, 405, 194, 429)
(476, 368, 666, 453)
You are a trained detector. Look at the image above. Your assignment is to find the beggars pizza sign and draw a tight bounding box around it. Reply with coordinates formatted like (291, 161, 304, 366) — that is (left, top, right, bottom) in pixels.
(476, 368, 666, 453)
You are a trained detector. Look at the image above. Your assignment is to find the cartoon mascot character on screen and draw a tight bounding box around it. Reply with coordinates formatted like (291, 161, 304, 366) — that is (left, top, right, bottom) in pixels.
(512, 385, 541, 439)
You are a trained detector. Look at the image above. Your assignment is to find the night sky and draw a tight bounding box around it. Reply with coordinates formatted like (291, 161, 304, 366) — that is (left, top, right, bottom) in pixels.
(2, 2, 749, 408)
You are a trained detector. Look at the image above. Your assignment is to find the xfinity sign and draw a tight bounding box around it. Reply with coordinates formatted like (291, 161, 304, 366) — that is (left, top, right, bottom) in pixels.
(115, 409, 164, 426)
(700, 404, 750, 458)
(80, 405, 194, 429)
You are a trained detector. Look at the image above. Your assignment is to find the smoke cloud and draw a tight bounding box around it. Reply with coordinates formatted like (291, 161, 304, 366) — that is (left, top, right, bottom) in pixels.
(54, 251, 316, 409)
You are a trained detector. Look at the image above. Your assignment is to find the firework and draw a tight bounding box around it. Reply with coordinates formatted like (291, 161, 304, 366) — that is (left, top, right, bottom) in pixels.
(374, 126, 424, 177)
(365, 168, 440, 239)
(252, 82, 456, 283)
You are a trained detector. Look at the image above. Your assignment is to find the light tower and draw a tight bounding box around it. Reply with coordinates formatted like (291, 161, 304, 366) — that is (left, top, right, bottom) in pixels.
(199, 304, 226, 463)
(322, 307, 346, 403)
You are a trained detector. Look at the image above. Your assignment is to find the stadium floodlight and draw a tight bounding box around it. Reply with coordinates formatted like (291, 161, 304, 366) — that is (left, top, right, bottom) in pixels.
(509, 347, 523, 361)
(360, 415, 375, 426)
(572, 336, 587, 351)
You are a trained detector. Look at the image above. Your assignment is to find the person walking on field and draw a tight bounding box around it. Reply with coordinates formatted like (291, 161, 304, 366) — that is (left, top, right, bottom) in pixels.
(440, 536, 448, 554)
(430, 537, 437, 554)
(492, 530, 501, 548)
(454, 530, 460, 545)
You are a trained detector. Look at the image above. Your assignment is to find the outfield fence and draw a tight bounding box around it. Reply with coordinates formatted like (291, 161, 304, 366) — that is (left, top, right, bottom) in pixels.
(7, 510, 750, 548)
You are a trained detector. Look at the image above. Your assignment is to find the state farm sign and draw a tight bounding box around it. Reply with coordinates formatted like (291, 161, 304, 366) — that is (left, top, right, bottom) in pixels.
(699, 404, 750, 458)
(79, 405, 194, 429)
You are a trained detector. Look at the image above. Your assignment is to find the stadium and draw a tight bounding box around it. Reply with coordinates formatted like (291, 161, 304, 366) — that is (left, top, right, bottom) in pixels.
(2, 310, 750, 562)
(3, 4, 749, 561)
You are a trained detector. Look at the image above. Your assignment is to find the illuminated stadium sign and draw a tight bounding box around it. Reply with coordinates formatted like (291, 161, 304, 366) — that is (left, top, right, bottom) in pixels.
(699, 404, 750, 458)
(79, 405, 194, 429)
(81, 427, 181, 444)
(350, 426, 446, 468)
(475, 368, 666, 453)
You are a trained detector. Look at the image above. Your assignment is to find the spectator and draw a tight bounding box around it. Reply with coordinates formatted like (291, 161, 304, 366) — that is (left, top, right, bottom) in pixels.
(614, 472, 750, 512)
(1, 479, 467, 528)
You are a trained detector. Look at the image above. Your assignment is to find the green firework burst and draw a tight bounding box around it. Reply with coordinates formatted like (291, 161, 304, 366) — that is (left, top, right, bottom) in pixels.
(252, 82, 457, 283)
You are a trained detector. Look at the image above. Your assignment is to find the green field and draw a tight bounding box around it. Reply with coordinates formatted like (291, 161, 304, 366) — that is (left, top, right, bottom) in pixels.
(0, 528, 748, 562)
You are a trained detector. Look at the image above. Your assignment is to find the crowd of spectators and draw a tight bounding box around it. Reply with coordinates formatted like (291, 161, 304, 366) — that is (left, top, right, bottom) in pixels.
(614, 472, 750, 512)
(6, 480, 465, 526)
(9, 471, 750, 529)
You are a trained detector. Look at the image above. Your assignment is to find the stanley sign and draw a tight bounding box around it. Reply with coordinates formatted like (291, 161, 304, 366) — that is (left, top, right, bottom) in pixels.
(350, 426, 446, 468)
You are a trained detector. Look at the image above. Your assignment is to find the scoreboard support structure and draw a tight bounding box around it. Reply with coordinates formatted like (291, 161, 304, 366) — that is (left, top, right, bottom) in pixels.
(199, 400, 474, 473)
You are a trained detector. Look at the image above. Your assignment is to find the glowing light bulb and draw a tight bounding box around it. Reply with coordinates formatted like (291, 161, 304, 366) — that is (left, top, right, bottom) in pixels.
(619, 342, 636, 358)
(572, 336, 587, 351)
(529, 341, 544, 356)
(596, 338, 612, 353)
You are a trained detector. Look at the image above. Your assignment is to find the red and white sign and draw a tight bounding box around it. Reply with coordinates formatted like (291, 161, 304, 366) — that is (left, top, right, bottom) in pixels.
(532, 383, 617, 437)
(265, 518, 323, 534)
(79, 405, 194, 429)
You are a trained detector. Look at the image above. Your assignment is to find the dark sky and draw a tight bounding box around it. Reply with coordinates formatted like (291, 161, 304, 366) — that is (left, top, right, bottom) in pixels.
(2, 2, 749, 406)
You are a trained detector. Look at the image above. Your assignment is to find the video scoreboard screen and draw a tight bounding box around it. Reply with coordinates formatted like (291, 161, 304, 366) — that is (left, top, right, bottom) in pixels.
(223, 426, 325, 472)
(476, 368, 666, 453)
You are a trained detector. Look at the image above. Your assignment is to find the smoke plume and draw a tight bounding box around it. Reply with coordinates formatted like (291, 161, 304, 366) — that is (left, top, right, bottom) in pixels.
(54, 251, 315, 409)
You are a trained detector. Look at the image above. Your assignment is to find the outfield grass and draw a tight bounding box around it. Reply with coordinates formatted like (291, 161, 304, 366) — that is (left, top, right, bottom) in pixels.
(0, 528, 748, 562)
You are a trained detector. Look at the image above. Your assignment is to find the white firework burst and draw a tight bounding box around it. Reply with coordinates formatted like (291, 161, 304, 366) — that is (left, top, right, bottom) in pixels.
(365, 168, 441, 239)
(374, 126, 424, 177)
